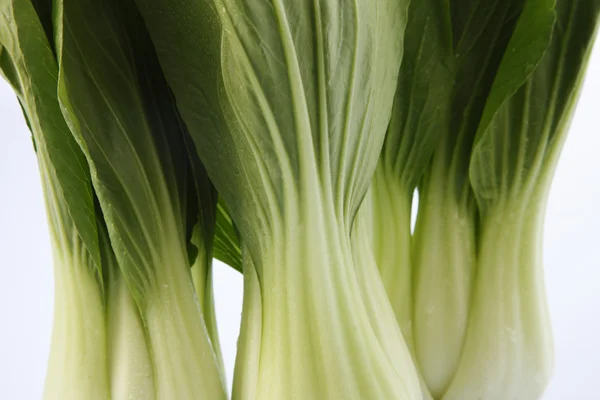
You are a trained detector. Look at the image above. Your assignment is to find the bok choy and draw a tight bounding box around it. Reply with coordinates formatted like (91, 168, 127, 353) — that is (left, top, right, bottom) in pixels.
(0, 0, 598, 399)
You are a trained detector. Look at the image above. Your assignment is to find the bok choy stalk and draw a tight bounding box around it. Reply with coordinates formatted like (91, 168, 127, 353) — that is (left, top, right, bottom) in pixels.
(410, 1, 546, 395)
(104, 221, 155, 400)
(134, 0, 422, 398)
(443, 1, 600, 399)
(53, 0, 226, 397)
(0, 2, 109, 399)
(367, 0, 454, 357)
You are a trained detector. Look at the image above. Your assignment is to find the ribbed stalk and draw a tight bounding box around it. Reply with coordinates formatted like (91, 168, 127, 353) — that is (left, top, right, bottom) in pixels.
(43, 250, 108, 400)
(370, 166, 414, 350)
(232, 250, 263, 400)
(412, 161, 476, 398)
(233, 199, 421, 400)
(107, 274, 155, 400)
(442, 196, 553, 400)
(191, 241, 226, 386)
(40, 155, 109, 400)
(352, 217, 432, 400)
(142, 245, 226, 400)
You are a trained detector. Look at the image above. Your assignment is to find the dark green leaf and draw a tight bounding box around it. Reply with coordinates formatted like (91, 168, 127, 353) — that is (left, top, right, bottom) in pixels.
(0, 0, 101, 273)
(379, 0, 454, 190)
(135, 0, 407, 254)
(440, 0, 529, 199)
(213, 198, 242, 272)
(470, 0, 599, 207)
(54, 0, 199, 298)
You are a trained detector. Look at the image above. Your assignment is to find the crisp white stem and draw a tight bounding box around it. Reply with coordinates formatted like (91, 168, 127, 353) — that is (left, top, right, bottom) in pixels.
(39, 143, 109, 400)
(412, 175, 476, 398)
(232, 251, 263, 400)
(370, 166, 414, 349)
(107, 274, 155, 400)
(352, 220, 432, 400)
(442, 198, 553, 400)
(233, 204, 421, 400)
(143, 251, 227, 400)
(191, 244, 226, 386)
(43, 254, 109, 400)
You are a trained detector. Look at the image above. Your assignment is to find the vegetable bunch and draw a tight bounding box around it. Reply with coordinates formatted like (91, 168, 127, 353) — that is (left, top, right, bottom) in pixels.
(0, 0, 598, 399)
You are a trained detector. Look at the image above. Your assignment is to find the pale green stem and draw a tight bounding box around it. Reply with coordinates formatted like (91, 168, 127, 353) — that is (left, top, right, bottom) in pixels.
(43, 252, 109, 400)
(232, 249, 262, 400)
(352, 219, 432, 400)
(191, 243, 226, 386)
(41, 155, 109, 400)
(370, 166, 414, 350)
(142, 241, 226, 400)
(107, 273, 155, 400)
(412, 165, 476, 398)
(233, 204, 421, 400)
(442, 196, 553, 400)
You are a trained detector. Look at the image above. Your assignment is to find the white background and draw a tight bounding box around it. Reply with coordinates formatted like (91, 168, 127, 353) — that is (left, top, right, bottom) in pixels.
(0, 43, 599, 400)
